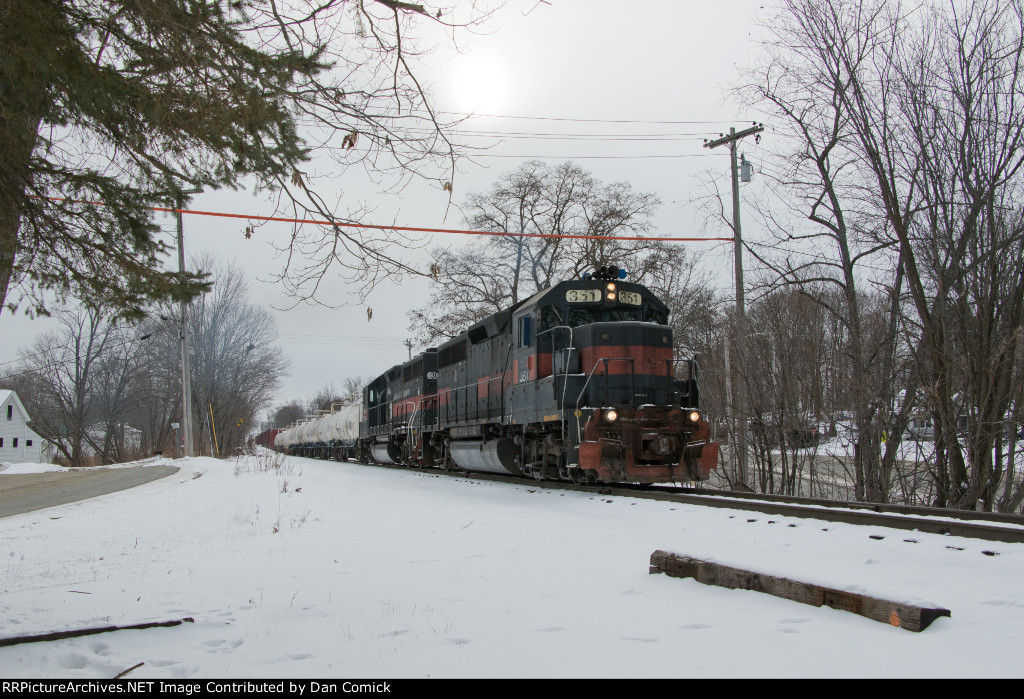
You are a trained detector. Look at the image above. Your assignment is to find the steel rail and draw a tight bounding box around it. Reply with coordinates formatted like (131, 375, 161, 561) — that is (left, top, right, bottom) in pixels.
(296, 455, 1024, 544)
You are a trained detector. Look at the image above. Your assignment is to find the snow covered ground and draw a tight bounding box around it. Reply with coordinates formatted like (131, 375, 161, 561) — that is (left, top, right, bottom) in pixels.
(1, 452, 1023, 679)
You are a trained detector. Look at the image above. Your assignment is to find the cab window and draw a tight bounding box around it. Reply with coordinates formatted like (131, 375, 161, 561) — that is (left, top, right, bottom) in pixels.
(570, 308, 597, 327)
(606, 309, 641, 322)
(643, 302, 668, 325)
(518, 315, 532, 347)
(540, 305, 563, 331)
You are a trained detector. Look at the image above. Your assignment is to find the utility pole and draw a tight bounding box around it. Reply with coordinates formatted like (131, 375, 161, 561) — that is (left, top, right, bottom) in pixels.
(175, 188, 202, 457)
(704, 123, 764, 488)
(511, 214, 526, 304)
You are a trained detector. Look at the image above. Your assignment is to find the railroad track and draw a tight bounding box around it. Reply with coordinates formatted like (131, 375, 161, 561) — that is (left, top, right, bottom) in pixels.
(306, 456, 1024, 544)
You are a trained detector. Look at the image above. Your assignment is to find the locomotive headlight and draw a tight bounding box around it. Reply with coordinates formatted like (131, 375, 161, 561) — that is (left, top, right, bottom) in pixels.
(604, 409, 619, 423)
(606, 282, 616, 292)
(606, 291, 617, 301)
(688, 411, 701, 423)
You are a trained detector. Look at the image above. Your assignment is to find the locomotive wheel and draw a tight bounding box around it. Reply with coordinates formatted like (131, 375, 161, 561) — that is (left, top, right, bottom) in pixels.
(569, 468, 583, 485)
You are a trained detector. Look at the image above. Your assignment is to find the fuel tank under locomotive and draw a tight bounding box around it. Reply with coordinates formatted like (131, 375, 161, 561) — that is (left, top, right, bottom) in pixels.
(370, 439, 402, 465)
(448, 438, 522, 475)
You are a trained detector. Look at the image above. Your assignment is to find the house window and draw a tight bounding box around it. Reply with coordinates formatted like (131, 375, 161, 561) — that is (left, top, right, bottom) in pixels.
(12, 438, 17, 447)
(26, 440, 32, 447)
(0, 437, 3, 447)
(6, 405, 11, 420)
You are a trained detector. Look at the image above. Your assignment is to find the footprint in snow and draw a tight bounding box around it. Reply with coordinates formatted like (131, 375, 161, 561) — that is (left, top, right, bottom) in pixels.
(55, 653, 90, 670)
(778, 618, 812, 624)
(148, 659, 180, 668)
(203, 637, 243, 652)
(622, 637, 659, 643)
(679, 623, 712, 630)
(170, 664, 200, 678)
(446, 638, 472, 646)
(278, 653, 314, 661)
(55, 653, 124, 677)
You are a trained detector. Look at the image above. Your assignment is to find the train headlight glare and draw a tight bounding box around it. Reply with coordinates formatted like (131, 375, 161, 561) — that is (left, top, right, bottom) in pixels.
(605, 409, 619, 423)
(606, 282, 616, 292)
(606, 292, 617, 301)
(688, 411, 701, 423)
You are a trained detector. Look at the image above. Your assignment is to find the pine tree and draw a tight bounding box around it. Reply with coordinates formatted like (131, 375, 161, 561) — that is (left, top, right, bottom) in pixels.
(0, 0, 466, 319)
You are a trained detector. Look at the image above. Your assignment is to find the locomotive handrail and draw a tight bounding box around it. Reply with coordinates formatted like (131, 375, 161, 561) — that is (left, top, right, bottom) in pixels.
(439, 376, 506, 427)
(501, 343, 513, 424)
(537, 324, 577, 446)
(687, 357, 720, 442)
(405, 401, 420, 461)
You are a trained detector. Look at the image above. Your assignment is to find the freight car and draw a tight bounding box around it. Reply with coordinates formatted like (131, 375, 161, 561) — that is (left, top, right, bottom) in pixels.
(275, 401, 362, 461)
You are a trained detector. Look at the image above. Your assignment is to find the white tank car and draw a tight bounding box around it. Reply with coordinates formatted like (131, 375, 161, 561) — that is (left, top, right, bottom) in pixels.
(297, 417, 319, 445)
(274, 425, 290, 450)
(323, 403, 362, 442)
(274, 404, 363, 456)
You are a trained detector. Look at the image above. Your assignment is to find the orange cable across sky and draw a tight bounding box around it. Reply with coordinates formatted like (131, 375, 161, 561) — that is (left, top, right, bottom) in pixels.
(40, 196, 735, 242)
(155, 206, 735, 243)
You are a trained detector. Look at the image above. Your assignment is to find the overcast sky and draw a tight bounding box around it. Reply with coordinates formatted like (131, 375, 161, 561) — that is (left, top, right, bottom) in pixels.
(0, 0, 773, 416)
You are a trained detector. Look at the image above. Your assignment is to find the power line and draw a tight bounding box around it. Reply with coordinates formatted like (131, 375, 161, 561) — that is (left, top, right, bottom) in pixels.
(38, 197, 735, 243)
(159, 205, 733, 242)
(435, 111, 753, 125)
(400, 126, 721, 139)
(467, 153, 719, 160)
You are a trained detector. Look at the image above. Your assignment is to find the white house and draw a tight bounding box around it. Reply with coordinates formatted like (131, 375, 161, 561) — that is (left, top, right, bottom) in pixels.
(0, 389, 52, 464)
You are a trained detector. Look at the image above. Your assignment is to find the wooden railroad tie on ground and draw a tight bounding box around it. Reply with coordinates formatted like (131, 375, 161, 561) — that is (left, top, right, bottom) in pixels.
(649, 550, 950, 632)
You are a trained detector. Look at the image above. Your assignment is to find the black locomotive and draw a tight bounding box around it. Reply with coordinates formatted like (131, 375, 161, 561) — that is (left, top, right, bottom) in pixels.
(356, 267, 719, 483)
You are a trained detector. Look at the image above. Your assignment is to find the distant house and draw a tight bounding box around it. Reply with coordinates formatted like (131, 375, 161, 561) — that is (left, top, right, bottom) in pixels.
(0, 389, 53, 464)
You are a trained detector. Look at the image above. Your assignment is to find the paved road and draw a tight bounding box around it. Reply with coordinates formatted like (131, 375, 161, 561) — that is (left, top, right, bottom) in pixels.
(0, 465, 179, 518)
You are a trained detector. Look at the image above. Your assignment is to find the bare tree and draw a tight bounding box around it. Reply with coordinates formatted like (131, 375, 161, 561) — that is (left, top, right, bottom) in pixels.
(306, 383, 346, 416)
(185, 259, 289, 455)
(272, 400, 306, 429)
(750, 0, 1024, 510)
(408, 161, 670, 346)
(86, 323, 154, 462)
(341, 376, 370, 405)
(6, 307, 121, 465)
(4, 256, 289, 461)
(733, 0, 919, 502)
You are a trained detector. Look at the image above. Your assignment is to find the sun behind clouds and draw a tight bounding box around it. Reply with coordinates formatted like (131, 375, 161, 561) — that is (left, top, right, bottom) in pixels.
(449, 53, 511, 114)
